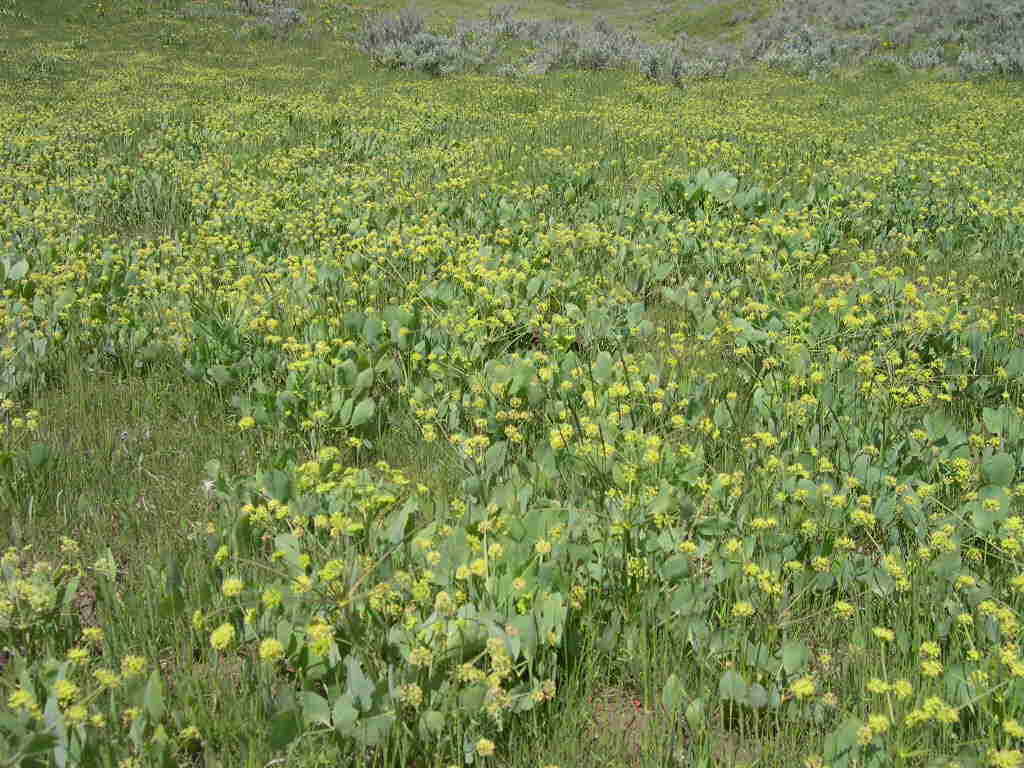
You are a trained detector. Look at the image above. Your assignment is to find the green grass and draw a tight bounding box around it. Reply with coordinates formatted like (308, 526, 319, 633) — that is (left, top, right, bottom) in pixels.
(2, 1, 1024, 767)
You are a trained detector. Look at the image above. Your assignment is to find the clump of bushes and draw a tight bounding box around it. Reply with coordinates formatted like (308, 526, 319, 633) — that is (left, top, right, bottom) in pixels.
(234, 0, 306, 41)
(636, 42, 733, 83)
(515, 16, 650, 75)
(355, 3, 734, 84)
(741, 0, 1024, 77)
(357, 5, 499, 76)
(354, 0, 1024, 85)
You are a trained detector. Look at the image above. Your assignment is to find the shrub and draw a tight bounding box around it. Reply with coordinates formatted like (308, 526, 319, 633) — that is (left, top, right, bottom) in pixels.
(907, 45, 943, 70)
(358, 5, 427, 52)
(521, 17, 654, 74)
(232, 0, 305, 40)
(752, 23, 876, 74)
(359, 7, 498, 75)
(638, 44, 732, 85)
(958, 39, 1024, 76)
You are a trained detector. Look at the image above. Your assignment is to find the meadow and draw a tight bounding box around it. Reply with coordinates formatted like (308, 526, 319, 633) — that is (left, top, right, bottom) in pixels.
(2, 0, 1024, 765)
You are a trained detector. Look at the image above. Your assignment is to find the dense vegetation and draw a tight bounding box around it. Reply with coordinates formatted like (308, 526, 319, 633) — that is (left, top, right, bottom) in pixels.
(2, 1, 1024, 766)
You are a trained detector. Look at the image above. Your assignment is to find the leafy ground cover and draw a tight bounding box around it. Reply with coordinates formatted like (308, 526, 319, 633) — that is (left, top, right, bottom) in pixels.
(2, 1, 1024, 766)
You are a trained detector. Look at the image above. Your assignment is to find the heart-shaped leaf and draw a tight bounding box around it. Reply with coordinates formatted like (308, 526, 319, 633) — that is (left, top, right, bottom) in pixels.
(982, 453, 1015, 486)
(662, 673, 685, 713)
(718, 669, 747, 702)
(350, 398, 375, 427)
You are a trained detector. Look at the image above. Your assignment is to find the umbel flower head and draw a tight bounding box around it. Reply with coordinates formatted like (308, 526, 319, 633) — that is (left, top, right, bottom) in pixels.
(210, 623, 236, 651)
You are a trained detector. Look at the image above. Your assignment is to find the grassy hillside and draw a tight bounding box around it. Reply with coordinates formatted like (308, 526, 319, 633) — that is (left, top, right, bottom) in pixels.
(2, 1, 1024, 767)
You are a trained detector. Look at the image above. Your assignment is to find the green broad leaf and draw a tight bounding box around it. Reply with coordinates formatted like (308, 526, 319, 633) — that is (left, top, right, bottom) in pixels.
(382, 303, 412, 325)
(686, 619, 710, 653)
(128, 705, 145, 750)
(514, 693, 538, 713)
(338, 359, 359, 387)
(54, 288, 76, 312)
(972, 486, 1010, 533)
(713, 401, 732, 429)
(264, 470, 292, 503)
(1007, 348, 1024, 378)
(923, 411, 956, 441)
(718, 669, 747, 702)
(460, 682, 488, 713)
(782, 640, 811, 675)
(535, 442, 558, 482)
(670, 583, 707, 616)
(510, 614, 538, 663)
(511, 362, 535, 394)
(746, 643, 773, 671)
(661, 673, 685, 713)
(982, 453, 1016, 486)
(21, 731, 58, 757)
(61, 572, 82, 612)
(384, 305, 413, 345)
(484, 440, 508, 477)
(354, 367, 374, 396)
(526, 275, 543, 300)
(28, 443, 51, 470)
(0, 711, 20, 733)
(343, 311, 364, 334)
(706, 171, 738, 202)
(984, 406, 1008, 435)
(787, 344, 810, 375)
(344, 655, 375, 711)
(337, 396, 355, 425)
(539, 593, 567, 645)
(943, 663, 976, 707)
(660, 553, 690, 582)
(43, 697, 67, 766)
(208, 364, 231, 387)
(143, 671, 164, 720)
(268, 709, 301, 750)
(6, 259, 28, 281)
(159, 554, 184, 616)
(746, 683, 768, 709)
(332, 695, 358, 736)
(502, 625, 521, 662)
(273, 534, 303, 573)
(299, 692, 331, 727)
(824, 716, 863, 768)
(684, 697, 704, 732)
(385, 498, 416, 545)
(254, 404, 270, 425)
(362, 317, 383, 347)
(353, 713, 395, 747)
(559, 350, 580, 375)
(592, 351, 613, 384)
(140, 341, 163, 361)
(851, 454, 882, 488)
(527, 379, 545, 405)
(232, 512, 253, 558)
(861, 566, 896, 597)
(695, 516, 733, 537)
(662, 286, 683, 306)
(929, 552, 962, 582)
(419, 710, 445, 739)
(349, 398, 375, 427)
